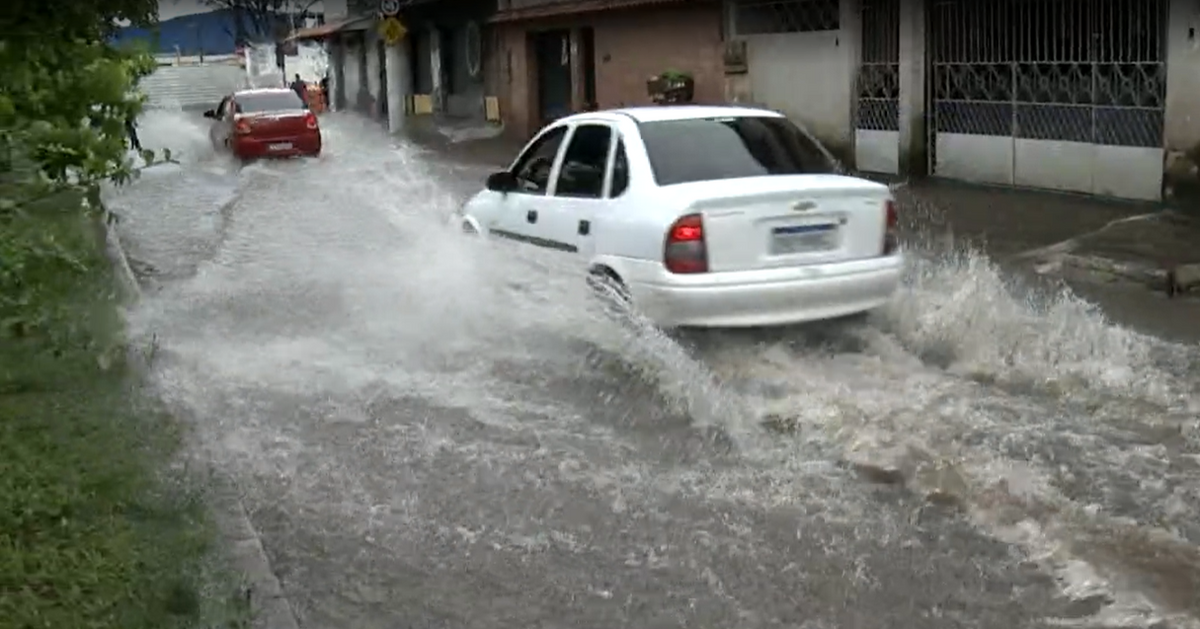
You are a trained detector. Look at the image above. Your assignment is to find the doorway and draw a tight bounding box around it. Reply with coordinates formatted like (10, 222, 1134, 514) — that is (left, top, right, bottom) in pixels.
(533, 29, 572, 124)
(377, 39, 388, 119)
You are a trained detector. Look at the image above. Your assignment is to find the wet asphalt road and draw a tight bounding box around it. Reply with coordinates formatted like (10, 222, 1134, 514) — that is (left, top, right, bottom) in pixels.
(105, 111, 1200, 629)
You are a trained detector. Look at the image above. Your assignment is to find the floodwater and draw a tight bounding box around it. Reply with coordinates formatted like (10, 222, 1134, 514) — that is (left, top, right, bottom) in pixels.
(104, 109, 1200, 629)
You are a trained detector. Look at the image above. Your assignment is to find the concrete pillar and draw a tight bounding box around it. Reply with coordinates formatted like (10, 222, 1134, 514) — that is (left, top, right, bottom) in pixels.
(1163, 0, 1200, 201)
(429, 27, 443, 113)
(721, 0, 752, 104)
(569, 28, 585, 111)
(329, 38, 345, 111)
(840, 0, 862, 168)
(385, 38, 410, 132)
(897, 0, 927, 177)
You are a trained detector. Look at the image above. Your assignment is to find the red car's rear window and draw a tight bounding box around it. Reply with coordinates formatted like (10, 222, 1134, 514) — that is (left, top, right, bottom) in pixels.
(235, 91, 306, 114)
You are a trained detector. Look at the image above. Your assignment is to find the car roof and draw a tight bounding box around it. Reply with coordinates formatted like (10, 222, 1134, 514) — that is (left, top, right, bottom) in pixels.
(233, 88, 295, 97)
(601, 105, 785, 123)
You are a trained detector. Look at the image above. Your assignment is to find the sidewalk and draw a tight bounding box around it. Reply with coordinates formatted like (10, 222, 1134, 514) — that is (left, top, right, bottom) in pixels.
(901, 179, 1200, 342)
(899, 179, 1200, 278)
(400, 115, 518, 168)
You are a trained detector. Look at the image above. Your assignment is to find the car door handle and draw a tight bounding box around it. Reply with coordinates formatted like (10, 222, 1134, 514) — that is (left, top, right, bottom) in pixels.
(578, 220, 590, 236)
(526, 210, 537, 223)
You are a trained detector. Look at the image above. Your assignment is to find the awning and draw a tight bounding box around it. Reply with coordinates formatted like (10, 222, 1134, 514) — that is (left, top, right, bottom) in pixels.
(286, 15, 374, 41)
(488, 0, 700, 23)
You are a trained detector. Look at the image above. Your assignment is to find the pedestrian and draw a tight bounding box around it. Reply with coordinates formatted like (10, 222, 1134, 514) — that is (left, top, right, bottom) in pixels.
(320, 75, 330, 111)
(125, 113, 142, 152)
(289, 73, 308, 106)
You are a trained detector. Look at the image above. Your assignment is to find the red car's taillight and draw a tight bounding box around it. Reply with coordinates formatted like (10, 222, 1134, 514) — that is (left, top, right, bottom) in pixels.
(234, 120, 252, 135)
(664, 213, 708, 274)
(305, 111, 318, 130)
(882, 198, 899, 255)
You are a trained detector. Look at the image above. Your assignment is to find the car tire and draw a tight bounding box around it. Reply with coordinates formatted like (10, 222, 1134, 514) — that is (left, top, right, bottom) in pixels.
(587, 268, 634, 322)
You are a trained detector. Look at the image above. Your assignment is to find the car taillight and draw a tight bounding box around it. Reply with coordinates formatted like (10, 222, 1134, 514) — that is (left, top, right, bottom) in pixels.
(882, 198, 899, 255)
(305, 112, 318, 129)
(664, 213, 708, 274)
(234, 120, 252, 135)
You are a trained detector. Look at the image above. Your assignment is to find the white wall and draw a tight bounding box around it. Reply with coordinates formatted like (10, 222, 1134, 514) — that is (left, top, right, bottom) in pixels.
(245, 42, 283, 89)
(743, 31, 855, 155)
(1164, 0, 1200, 195)
(318, 0, 348, 20)
(283, 41, 329, 84)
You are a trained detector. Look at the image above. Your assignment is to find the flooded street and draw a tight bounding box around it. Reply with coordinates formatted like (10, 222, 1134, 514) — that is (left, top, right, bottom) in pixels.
(105, 110, 1200, 629)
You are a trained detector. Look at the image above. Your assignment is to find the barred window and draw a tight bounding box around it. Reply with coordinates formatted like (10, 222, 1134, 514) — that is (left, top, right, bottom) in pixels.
(735, 0, 840, 35)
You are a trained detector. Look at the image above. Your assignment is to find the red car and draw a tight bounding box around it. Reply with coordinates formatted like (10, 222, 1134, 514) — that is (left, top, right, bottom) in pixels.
(204, 88, 321, 160)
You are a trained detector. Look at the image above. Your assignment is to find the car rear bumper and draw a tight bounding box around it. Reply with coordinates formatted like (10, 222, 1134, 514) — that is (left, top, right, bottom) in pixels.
(625, 254, 904, 328)
(233, 133, 321, 158)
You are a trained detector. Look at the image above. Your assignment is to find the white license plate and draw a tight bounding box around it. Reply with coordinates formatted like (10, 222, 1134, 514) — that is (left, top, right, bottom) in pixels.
(771, 225, 838, 255)
(268, 142, 293, 151)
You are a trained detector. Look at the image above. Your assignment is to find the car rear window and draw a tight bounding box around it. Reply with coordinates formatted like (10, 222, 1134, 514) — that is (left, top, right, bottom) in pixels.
(638, 115, 837, 186)
(236, 91, 305, 113)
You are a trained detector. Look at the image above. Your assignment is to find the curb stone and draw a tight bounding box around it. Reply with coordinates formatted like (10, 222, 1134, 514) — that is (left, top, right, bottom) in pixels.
(100, 206, 300, 629)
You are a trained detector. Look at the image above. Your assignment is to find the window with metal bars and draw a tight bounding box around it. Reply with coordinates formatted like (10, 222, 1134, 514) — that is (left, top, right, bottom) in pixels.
(735, 0, 840, 35)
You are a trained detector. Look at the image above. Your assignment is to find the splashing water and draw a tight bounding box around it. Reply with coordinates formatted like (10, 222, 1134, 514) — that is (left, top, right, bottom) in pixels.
(109, 110, 1200, 629)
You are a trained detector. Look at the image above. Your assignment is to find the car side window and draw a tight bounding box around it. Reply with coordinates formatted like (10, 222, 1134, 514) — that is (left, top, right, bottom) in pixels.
(554, 124, 612, 199)
(511, 126, 568, 195)
(608, 139, 629, 198)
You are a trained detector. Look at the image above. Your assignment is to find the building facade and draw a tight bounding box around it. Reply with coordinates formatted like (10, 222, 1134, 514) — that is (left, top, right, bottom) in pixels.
(304, 0, 1200, 204)
(489, 0, 726, 139)
(722, 0, 1197, 203)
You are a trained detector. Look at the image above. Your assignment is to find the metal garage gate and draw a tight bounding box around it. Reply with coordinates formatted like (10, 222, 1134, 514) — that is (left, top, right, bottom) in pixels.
(854, 0, 900, 174)
(927, 0, 1167, 200)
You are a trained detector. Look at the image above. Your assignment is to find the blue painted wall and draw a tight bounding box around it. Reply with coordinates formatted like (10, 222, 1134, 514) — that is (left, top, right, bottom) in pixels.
(114, 9, 280, 55)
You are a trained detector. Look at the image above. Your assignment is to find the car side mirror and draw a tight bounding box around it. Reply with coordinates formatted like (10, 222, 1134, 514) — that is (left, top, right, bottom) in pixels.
(202, 109, 217, 119)
(485, 171, 517, 193)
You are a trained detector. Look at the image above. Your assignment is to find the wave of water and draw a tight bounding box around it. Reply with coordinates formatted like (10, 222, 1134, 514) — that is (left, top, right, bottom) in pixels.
(117, 111, 1200, 628)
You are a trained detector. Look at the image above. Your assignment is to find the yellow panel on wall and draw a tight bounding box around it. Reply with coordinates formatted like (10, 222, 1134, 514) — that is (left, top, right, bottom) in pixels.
(411, 94, 433, 115)
(484, 96, 500, 122)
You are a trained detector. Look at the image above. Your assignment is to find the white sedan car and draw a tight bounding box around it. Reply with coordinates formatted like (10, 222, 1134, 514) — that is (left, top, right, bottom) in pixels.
(457, 105, 903, 328)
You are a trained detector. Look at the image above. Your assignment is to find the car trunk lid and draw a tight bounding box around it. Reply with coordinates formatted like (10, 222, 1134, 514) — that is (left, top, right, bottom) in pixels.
(672, 175, 891, 273)
(237, 111, 309, 139)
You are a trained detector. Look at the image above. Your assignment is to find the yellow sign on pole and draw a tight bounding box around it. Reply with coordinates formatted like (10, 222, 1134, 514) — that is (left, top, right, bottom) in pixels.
(379, 17, 407, 46)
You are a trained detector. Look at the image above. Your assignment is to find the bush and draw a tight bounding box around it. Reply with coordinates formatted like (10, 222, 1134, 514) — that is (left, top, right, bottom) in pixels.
(0, 3, 250, 628)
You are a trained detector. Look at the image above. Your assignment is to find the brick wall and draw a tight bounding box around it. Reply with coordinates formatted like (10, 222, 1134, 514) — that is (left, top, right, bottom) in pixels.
(495, 2, 723, 139)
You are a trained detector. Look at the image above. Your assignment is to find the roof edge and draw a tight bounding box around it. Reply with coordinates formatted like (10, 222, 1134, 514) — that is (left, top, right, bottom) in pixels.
(488, 0, 704, 24)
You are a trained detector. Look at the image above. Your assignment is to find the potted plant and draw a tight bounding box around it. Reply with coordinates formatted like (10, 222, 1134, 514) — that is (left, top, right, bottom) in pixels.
(647, 69, 694, 105)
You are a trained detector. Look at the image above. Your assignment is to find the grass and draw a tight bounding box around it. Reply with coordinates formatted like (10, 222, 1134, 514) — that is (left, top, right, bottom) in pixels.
(0, 199, 249, 629)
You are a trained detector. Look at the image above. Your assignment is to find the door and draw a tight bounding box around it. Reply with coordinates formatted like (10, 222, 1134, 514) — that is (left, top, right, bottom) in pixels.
(580, 27, 596, 109)
(544, 122, 621, 259)
(377, 39, 388, 118)
(489, 125, 571, 250)
(209, 96, 233, 151)
(357, 35, 370, 110)
(533, 30, 572, 124)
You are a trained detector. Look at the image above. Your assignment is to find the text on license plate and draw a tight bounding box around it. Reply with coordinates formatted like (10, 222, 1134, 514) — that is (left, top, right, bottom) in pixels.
(770, 224, 838, 255)
(268, 142, 293, 151)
